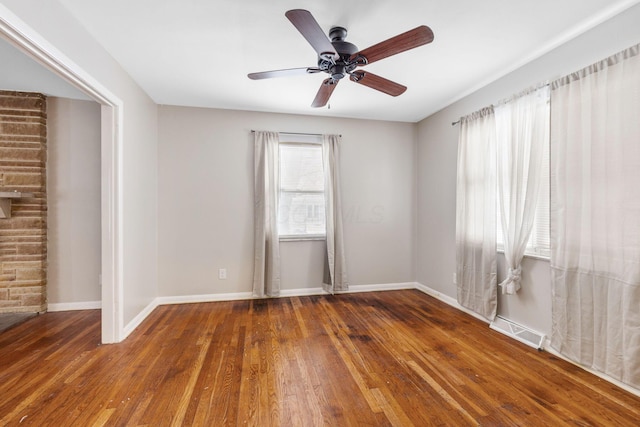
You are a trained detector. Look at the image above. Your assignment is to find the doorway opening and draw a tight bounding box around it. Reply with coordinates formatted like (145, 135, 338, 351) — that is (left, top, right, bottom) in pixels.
(0, 9, 124, 343)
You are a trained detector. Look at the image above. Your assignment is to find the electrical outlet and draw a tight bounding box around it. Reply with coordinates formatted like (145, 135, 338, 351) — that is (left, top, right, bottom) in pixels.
(219, 268, 227, 280)
(453, 272, 457, 284)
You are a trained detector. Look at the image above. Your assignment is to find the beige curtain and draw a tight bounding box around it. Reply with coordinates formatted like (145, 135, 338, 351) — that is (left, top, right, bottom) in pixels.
(495, 86, 550, 294)
(455, 107, 497, 320)
(253, 131, 280, 297)
(322, 134, 348, 293)
(550, 44, 640, 388)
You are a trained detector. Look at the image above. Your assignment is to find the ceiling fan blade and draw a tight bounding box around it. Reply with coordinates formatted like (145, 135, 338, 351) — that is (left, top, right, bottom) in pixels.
(248, 67, 321, 80)
(311, 78, 338, 108)
(286, 9, 338, 60)
(350, 71, 406, 96)
(350, 26, 434, 65)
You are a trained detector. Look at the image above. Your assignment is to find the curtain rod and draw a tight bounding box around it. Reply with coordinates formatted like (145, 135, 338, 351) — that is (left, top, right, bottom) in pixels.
(451, 82, 551, 127)
(251, 130, 341, 137)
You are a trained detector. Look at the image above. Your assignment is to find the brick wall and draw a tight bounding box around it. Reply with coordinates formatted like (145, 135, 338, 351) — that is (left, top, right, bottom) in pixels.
(0, 91, 47, 313)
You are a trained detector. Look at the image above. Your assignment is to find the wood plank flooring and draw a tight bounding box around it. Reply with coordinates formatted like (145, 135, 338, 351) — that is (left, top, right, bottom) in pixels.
(0, 313, 37, 333)
(1, 290, 639, 426)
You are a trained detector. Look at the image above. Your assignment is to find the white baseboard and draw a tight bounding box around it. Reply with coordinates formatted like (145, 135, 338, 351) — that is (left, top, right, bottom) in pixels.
(122, 298, 159, 340)
(47, 301, 102, 312)
(344, 282, 417, 293)
(156, 292, 254, 306)
(415, 282, 490, 324)
(279, 287, 325, 297)
(281, 282, 417, 297)
(154, 282, 419, 305)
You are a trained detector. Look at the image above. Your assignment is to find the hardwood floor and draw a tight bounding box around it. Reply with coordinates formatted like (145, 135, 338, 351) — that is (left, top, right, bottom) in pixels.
(0, 312, 37, 333)
(1, 290, 639, 426)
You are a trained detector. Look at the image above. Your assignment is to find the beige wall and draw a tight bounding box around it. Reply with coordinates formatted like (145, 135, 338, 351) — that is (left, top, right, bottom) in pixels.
(416, 4, 640, 335)
(47, 97, 101, 306)
(158, 106, 416, 296)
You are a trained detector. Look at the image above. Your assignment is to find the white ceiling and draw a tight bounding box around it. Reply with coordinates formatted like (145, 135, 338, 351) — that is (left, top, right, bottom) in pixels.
(53, 0, 638, 122)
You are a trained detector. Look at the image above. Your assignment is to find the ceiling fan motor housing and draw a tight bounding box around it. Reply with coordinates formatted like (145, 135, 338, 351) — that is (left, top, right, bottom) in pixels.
(318, 26, 360, 80)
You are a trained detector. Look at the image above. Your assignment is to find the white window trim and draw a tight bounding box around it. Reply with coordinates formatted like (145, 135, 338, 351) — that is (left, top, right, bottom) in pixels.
(497, 245, 550, 261)
(279, 235, 326, 242)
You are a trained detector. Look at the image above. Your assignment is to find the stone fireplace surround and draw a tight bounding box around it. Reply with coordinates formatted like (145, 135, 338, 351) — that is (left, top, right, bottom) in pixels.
(0, 90, 47, 314)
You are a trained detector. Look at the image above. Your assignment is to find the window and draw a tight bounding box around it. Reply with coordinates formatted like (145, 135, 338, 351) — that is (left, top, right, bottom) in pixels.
(496, 154, 550, 258)
(278, 139, 325, 239)
(529, 133, 550, 257)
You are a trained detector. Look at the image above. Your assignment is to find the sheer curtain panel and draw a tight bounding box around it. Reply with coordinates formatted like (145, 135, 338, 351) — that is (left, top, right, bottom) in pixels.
(253, 131, 281, 297)
(322, 134, 348, 293)
(456, 107, 497, 320)
(496, 86, 550, 294)
(550, 44, 640, 388)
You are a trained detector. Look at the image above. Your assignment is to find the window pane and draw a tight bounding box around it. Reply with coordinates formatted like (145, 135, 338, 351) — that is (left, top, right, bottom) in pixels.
(278, 192, 325, 236)
(531, 129, 550, 255)
(280, 145, 324, 192)
(278, 143, 326, 237)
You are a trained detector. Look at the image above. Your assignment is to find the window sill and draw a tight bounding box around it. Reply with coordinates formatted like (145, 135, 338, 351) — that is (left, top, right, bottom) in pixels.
(279, 235, 326, 242)
(497, 249, 550, 261)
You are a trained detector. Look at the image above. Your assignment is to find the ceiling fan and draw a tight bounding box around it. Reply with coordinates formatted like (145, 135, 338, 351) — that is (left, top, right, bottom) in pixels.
(248, 9, 434, 108)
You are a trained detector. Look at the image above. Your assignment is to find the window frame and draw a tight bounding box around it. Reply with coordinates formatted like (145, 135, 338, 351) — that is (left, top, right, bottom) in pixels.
(277, 135, 326, 241)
